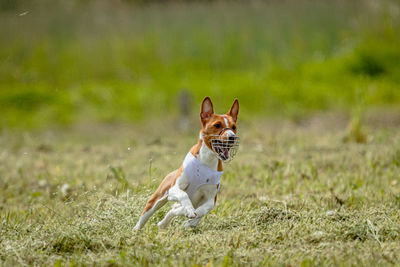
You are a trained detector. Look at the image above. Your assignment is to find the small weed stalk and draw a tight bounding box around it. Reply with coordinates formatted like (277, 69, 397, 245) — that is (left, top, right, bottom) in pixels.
(149, 158, 153, 182)
(109, 166, 129, 193)
(344, 88, 367, 143)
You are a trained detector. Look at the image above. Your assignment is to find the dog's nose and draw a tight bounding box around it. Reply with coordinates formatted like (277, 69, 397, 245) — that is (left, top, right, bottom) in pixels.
(225, 130, 236, 141)
(225, 129, 235, 137)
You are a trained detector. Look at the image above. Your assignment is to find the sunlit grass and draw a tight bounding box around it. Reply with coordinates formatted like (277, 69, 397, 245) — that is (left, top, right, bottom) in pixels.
(1, 115, 400, 265)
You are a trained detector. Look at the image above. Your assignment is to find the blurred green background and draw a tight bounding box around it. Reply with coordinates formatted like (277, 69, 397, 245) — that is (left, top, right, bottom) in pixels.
(1, 0, 399, 129)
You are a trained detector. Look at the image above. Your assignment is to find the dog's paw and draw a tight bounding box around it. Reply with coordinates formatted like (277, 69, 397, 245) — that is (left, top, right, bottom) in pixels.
(184, 207, 197, 219)
(157, 221, 168, 229)
(133, 222, 141, 231)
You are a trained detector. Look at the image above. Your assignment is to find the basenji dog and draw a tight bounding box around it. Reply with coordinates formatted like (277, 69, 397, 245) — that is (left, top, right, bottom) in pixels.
(134, 97, 239, 230)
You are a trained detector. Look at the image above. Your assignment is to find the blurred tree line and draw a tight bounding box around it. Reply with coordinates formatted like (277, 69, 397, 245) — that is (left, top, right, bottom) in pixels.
(0, 0, 399, 129)
(0, 0, 218, 11)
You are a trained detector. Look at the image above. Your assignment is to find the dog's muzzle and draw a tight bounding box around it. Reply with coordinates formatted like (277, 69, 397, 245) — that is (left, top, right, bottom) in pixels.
(209, 128, 239, 162)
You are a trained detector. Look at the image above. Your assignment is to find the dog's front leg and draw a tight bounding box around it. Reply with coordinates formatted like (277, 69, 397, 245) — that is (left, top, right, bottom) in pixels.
(168, 174, 197, 218)
(185, 198, 215, 228)
(157, 203, 185, 229)
(168, 186, 196, 218)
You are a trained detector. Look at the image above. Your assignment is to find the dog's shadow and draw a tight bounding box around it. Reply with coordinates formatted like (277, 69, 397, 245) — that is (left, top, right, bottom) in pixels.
(206, 206, 300, 232)
(152, 205, 298, 233)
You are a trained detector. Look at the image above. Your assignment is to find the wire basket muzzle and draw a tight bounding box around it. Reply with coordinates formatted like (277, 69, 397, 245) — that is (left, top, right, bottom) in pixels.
(209, 135, 240, 162)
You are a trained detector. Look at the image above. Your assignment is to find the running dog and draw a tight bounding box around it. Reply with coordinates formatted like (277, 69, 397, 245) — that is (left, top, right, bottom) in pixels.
(134, 97, 239, 230)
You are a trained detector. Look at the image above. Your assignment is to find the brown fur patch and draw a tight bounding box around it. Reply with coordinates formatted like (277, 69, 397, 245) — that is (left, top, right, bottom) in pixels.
(189, 139, 202, 157)
(218, 159, 223, 171)
(216, 160, 223, 204)
(142, 168, 181, 214)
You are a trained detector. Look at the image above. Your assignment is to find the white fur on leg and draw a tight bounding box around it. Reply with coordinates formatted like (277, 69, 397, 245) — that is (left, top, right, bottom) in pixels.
(168, 184, 197, 218)
(196, 198, 215, 217)
(134, 210, 151, 231)
(134, 195, 167, 230)
(157, 204, 185, 229)
(185, 198, 215, 228)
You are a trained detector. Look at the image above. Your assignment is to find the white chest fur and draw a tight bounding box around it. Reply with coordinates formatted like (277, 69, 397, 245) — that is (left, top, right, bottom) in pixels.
(182, 152, 223, 198)
(197, 138, 219, 169)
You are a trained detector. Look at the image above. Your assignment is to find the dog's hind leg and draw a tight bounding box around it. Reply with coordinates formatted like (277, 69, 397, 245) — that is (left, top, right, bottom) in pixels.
(134, 193, 168, 230)
(134, 169, 180, 230)
(157, 203, 185, 229)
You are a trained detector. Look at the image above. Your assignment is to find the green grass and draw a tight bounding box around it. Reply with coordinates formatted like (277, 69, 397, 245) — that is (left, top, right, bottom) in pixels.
(1, 0, 400, 129)
(1, 114, 400, 266)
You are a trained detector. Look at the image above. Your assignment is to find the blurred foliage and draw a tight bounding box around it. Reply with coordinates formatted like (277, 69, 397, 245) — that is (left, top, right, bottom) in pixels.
(0, 0, 400, 129)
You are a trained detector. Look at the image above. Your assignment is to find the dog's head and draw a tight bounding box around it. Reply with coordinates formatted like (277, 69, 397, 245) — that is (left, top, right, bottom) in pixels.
(200, 97, 239, 162)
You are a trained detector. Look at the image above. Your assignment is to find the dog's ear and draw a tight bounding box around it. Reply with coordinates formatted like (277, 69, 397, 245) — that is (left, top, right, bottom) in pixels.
(227, 98, 239, 122)
(200, 97, 214, 123)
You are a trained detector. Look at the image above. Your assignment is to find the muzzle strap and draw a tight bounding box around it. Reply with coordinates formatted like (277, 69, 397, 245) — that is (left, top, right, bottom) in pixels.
(218, 127, 233, 136)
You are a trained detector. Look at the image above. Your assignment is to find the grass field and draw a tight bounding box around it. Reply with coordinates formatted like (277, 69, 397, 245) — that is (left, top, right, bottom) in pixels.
(1, 113, 400, 266)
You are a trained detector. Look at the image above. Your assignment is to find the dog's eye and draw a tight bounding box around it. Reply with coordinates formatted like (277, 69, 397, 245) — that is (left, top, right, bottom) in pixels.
(232, 125, 236, 130)
(214, 123, 221, 129)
